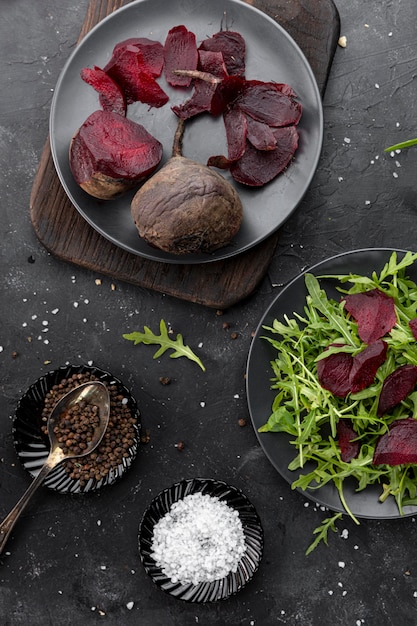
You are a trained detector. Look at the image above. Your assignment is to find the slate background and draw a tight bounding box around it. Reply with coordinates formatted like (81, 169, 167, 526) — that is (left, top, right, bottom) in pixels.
(2, 1, 417, 624)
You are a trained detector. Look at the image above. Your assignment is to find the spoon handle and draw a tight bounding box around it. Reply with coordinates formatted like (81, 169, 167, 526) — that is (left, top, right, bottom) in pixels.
(0, 458, 56, 556)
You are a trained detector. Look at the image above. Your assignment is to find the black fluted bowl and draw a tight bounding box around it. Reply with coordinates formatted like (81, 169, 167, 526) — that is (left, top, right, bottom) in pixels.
(13, 364, 141, 494)
(138, 478, 263, 602)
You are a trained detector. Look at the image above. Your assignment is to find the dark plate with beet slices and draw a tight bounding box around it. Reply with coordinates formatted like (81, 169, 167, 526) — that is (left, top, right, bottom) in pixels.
(49, 0, 323, 265)
(246, 248, 417, 519)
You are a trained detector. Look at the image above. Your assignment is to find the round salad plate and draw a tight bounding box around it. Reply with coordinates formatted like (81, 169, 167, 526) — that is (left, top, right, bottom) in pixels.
(246, 248, 417, 519)
(138, 478, 263, 602)
(13, 364, 141, 494)
(49, 0, 323, 265)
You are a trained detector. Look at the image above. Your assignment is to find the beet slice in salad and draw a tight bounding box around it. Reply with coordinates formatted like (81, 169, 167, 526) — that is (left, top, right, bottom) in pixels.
(409, 318, 417, 340)
(343, 289, 397, 344)
(316, 346, 353, 398)
(337, 419, 360, 462)
(373, 417, 417, 465)
(377, 364, 417, 416)
(348, 339, 388, 394)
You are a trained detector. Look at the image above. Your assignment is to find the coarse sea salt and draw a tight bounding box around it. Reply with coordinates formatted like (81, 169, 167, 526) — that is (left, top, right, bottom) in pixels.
(150, 492, 247, 585)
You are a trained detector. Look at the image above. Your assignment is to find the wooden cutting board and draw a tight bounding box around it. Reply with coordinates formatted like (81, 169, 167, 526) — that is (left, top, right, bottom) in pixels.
(29, 0, 340, 308)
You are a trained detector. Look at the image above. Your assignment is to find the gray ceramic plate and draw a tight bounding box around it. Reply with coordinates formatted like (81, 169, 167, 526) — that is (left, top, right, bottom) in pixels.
(49, 0, 323, 265)
(246, 248, 417, 519)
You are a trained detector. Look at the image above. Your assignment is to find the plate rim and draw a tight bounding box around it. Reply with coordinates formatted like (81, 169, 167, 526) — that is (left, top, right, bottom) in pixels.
(49, 0, 323, 265)
(246, 247, 417, 520)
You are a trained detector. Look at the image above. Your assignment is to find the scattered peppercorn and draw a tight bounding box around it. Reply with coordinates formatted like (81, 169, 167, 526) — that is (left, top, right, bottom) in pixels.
(41, 372, 137, 486)
(159, 376, 171, 386)
(222, 322, 230, 330)
(175, 441, 185, 451)
(238, 418, 247, 427)
(140, 429, 151, 444)
(230, 332, 239, 340)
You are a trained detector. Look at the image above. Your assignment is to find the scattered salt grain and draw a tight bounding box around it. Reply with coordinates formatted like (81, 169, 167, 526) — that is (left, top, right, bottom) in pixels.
(126, 601, 134, 610)
(150, 492, 246, 585)
(341, 528, 349, 539)
(344, 137, 351, 144)
(393, 172, 399, 178)
(375, 83, 380, 89)
(200, 401, 205, 408)
(338, 561, 346, 568)
(51, 308, 59, 315)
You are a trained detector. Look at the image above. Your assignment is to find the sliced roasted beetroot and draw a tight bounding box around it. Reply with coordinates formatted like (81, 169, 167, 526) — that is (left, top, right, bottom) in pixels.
(80, 66, 127, 116)
(343, 289, 396, 344)
(349, 339, 388, 393)
(246, 117, 277, 151)
(373, 417, 417, 465)
(337, 419, 360, 462)
(377, 364, 417, 416)
(163, 25, 198, 87)
(69, 110, 163, 200)
(230, 126, 299, 187)
(105, 45, 169, 107)
(199, 30, 246, 77)
(316, 346, 353, 398)
(409, 318, 417, 340)
(223, 107, 247, 161)
(209, 75, 246, 116)
(110, 37, 164, 77)
(198, 49, 229, 78)
(206, 108, 247, 170)
(237, 81, 302, 127)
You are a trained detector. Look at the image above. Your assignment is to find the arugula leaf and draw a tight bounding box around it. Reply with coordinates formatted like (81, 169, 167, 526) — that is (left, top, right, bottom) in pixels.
(123, 319, 206, 371)
(384, 138, 417, 152)
(305, 513, 343, 555)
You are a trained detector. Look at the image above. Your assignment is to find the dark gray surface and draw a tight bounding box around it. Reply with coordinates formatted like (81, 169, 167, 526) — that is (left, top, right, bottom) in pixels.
(2, 1, 417, 625)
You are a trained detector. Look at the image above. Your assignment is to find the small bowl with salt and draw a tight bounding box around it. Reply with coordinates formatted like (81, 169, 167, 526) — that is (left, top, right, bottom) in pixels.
(138, 477, 263, 602)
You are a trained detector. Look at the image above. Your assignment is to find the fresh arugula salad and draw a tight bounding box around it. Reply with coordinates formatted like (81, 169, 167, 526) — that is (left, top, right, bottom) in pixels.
(258, 251, 417, 552)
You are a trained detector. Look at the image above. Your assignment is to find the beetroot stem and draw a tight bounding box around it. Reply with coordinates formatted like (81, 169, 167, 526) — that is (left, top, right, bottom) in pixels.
(172, 117, 185, 157)
(173, 69, 222, 84)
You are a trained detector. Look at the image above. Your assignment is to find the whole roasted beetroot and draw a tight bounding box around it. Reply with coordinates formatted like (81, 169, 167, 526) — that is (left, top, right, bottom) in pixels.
(130, 119, 243, 255)
(69, 110, 163, 200)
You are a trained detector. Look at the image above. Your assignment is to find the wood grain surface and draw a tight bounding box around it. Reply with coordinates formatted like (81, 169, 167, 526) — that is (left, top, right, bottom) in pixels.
(29, 0, 340, 308)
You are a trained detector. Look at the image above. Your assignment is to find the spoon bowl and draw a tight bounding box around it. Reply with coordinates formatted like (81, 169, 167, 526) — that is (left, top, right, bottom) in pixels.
(0, 381, 110, 556)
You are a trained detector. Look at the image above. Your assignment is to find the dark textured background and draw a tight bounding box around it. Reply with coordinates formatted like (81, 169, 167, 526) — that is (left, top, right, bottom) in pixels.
(2, 1, 417, 624)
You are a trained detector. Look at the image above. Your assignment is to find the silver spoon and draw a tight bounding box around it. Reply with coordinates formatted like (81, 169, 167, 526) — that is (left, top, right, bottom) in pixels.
(0, 381, 110, 556)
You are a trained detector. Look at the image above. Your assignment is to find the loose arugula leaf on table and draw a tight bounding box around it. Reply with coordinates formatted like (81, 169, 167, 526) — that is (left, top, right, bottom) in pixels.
(305, 512, 343, 556)
(259, 251, 417, 551)
(123, 319, 206, 371)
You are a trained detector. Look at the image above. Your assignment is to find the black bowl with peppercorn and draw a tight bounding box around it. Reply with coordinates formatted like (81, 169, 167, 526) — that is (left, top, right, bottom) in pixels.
(13, 364, 141, 494)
